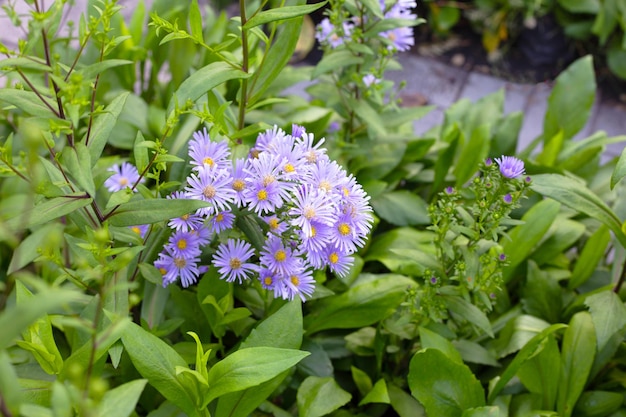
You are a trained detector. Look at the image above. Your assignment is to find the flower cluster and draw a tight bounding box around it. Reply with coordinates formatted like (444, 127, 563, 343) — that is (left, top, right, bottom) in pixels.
(154, 125, 373, 301)
(316, 0, 417, 52)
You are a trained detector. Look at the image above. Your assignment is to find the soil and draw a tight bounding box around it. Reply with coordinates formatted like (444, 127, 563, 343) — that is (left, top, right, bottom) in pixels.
(411, 13, 626, 104)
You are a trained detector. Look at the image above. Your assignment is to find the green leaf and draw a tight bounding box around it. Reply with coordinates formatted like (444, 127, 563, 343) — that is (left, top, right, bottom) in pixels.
(0, 351, 21, 415)
(408, 349, 485, 417)
(244, 2, 327, 29)
(167, 62, 249, 115)
(61, 142, 95, 196)
(311, 49, 365, 78)
(461, 407, 500, 417)
(360, 379, 390, 405)
(0, 285, 81, 350)
(8, 223, 63, 274)
(349, 98, 387, 138)
(0, 57, 52, 73)
(453, 124, 490, 187)
(521, 261, 562, 323)
(97, 379, 147, 417)
(370, 190, 430, 226)
(488, 323, 567, 402)
(557, 312, 597, 417)
(80, 59, 133, 80)
(388, 383, 426, 417)
(189, 0, 203, 41)
(419, 326, 463, 364)
(5, 194, 92, 232)
(573, 391, 623, 417)
(0, 89, 55, 116)
(517, 335, 560, 410)
(611, 147, 626, 189)
(502, 198, 560, 282)
(133, 131, 149, 172)
(206, 347, 309, 404)
(365, 227, 437, 276)
(108, 198, 211, 227)
(85, 92, 129, 164)
(607, 42, 626, 79)
(543, 55, 596, 141)
(569, 226, 610, 289)
(530, 174, 626, 248)
(585, 290, 626, 352)
(444, 295, 493, 337)
(296, 376, 352, 417)
(557, 0, 599, 13)
(304, 274, 417, 334)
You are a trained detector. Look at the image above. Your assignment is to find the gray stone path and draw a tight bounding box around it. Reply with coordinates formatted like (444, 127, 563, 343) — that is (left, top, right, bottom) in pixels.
(1, 1, 624, 159)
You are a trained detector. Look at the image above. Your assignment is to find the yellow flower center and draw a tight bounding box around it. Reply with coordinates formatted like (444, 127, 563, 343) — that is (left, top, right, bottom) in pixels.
(304, 207, 316, 220)
(388, 32, 397, 41)
(263, 175, 275, 186)
(174, 258, 187, 268)
(232, 179, 245, 191)
(319, 180, 332, 193)
(264, 276, 273, 286)
(119, 177, 129, 186)
(338, 223, 351, 236)
(342, 187, 350, 197)
(158, 267, 167, 275)
(177, 239, 187, 250)
(203, 185, 216, 199)
(268, 218, 279, 230)
(329, 252, 339, 264)
(203, 157, 214, 166)
(284, 163, 295, 173)
(290, 275, 299, 286)
(215, 213, 224, 222)
(181, 213, 190, 220)
(274, 250, 287, 262)
(310, 225, 317, 237)
(230, 258, 241, 269)
(131, 226, 142, 235)
(306, 151, 317, 163)
(257, 189, 268, 201)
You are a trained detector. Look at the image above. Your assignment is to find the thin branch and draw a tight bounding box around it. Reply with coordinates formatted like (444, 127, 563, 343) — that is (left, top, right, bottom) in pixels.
(15, 68, 61, 117)
(613, 256, 626, 294)
(84, 44, 105, 147)
(238, 0, 249, 130)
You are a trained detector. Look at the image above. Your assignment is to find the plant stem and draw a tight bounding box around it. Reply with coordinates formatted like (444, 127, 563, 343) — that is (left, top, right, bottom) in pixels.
(613, 256, 626, 294)
(85, 44, 105, 147)
(238, 0, 249, 130)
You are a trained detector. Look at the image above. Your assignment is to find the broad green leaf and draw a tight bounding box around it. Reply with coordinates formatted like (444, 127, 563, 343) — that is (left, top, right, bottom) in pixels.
(133, 131, 149, 172)
(557, 0, 599, 13)
(304, 274, 417, 334)
(557, 312, 596, 417)
(611, 147, 626, 189)
(444, 295, 493, 337)
(80, 59, 133, 80)
(85, 92, 130, 164)
(244, 2, 327, 29)
(215, 300, 303, 417)
(5, 194, 92, 231)
(8, 223, 63, 274)
(364, 227, 437, 276)
(370, 190, 430, 226)
(452, 339, 499, 367)
(205, 347, 309, 404)
(360, 379, 390, 405)
(168, 62, 249, 115)
(97, 379, 147, 417)
(388, 383, 426, 417)
(573, 391, 623, 417)
(0, 351, 21, 415)
(61, 142, 95, 196)
(461, 407, 500, 417)
(311, 50, 365, 78)
(419, 326, 463, 364)
(108, 198, 211, 227)
(521, 261, 562, 323)
(121, 321, 199, 417)
(585, 290, 626, 352)
(351, 366, 372, 397)
(607, 42, 626, 79)
(349, 98, 387, 138)
(531, 217, 585, 267)
(502, 198, 560, 282)
(494, 314, 552, 358)
(297, 339, 333, 377)
(0, 285, 81, 350)
(409, 349, 485, 417)
(0, 89, 55, 116)
(453, 124, 490, 187)
(0, 57, 52, 72)
(569, 226, 610, 289)
(488, 323, 567, 402)
(530, 174, 626, 248)
(543, 56, 595, 141)
(517, 335, 560, 410)
(537, 129, 565, 167)
(296, 376, 352, 417)
(431, 126, 460, 198)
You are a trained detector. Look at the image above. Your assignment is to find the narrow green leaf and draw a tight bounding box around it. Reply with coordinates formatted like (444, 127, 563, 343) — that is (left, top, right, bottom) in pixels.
(133, 131, 149, 172)
(569, 225, 610, 289)
(349, 98, 386, 138)
(0, 89, 55, 116)
(5, 194, 92, 231)
(121, 321, 200, 417)
(80, 59, 133, 80)
(521, 261, 562, 323)
(487, 323, 567, 403)
(108, 198, 211, 227)
(408, 349, 485, 417)
(167, 62, 249, 115)
(304, 274, 417, 334)
(61, 142, 95, 196)
(8, 223, 63, 274)
(296, 376, 352, 417)
(453, 124, 490, 187)
(419, 327, 463, 364)
(585, 290, 626, 352)
(311, 50, 364, 78)
(206, 347, 309, 404)
(543, 55, 596, 141)
(0, 351, 21, 415)
(360, 379, 390, 405)
(370, 190, 430, 226)
(85, 92, 130, 164)
(517, 335, 560, 410)
(97, 379, 147, 417)
(611, 146, 626, 189)
(244, 2, 327, 29)
(189, 0, 203, 41)
(557, 312, 596, 417)
(530, 174, 626, 248)
(0, 57, 52, 72)
(573, 391, 623, 417)
(444, 295, 493, 337)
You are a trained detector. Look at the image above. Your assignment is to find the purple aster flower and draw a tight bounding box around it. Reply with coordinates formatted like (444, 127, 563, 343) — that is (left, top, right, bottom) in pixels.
(295, 132, 328, 165)
(363, 74, 380, 87)
(230, 158, 249, 208)
(485, 158, 493, 167)
(244, 153, 292, 214)
(327, 121, 340, 133)
(258, 267, 288, 299)
(299, 221, 332, 255)
(104, 162, 143, 192)
(129, 224, 149, 238)
(309, 159, 346, 196)
(263, 214, 288, 236)
(382, 26, 414, 52)
(190, 224, 212, 246)
(495, 156, 525, 179)
(260, 235, 299, 276)
(290, 185, 336, 238)
(167, 191, 205, 232)
(332, 211, 367, 254)
(291, 124, 306, 139)
(188, 128, 231, 172)
(503, 193, 513, 204)
(283, 267, 316, 301)
(255, 125, 289, 154)
(185, 167, 236, 216)
(316, 18, 354, 48)
(325, 245, 354, 278)
(209, 210, 235, 233)
(212, 239, 257, 283)
(155, 251, 200, 288)
(166, 230, 202, 258)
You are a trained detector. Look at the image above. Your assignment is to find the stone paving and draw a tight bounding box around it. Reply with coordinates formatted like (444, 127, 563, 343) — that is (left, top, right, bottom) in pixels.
(1, 1, 624, 159)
